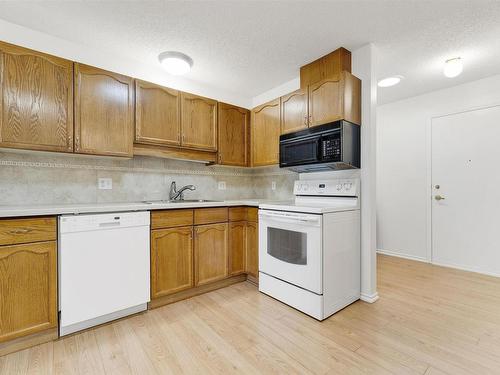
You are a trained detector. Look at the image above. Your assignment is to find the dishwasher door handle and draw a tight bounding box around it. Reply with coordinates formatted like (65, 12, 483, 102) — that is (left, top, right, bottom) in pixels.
(98, 221, 121, 228)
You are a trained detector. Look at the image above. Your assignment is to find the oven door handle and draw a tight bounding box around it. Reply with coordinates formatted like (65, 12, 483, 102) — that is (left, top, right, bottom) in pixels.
(259, 211, 321, 225)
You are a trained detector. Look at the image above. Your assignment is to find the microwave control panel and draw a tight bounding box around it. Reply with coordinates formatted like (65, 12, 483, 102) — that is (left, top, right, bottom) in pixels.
(322, 138, 341, 159)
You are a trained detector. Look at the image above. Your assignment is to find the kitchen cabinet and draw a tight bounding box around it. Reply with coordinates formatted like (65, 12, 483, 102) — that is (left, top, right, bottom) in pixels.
(280, 88, 308, 134)
(0, 41, 73, 152)
(135, 80, 181, 147)
(194, 207, 228, 225)
(74, 63, 134, 157)
(194, 223, 228, 286)
(217, 102, 249, 166)
(300, 47, 351, 88)
(151, 209, 194, 229)
(151, 226, 193, 298)
(308, 71, 361, 127)
(251, 98, 280, 166)
(245, 220, 259, 279)
(181, 92, 217, 151)
(228, 221, 246, 276)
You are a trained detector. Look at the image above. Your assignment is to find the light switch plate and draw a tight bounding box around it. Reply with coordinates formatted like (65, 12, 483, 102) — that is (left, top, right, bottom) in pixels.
(218, 181, 226, 190)
(271, 181, 277, 190)
(98, 178, 112, 190)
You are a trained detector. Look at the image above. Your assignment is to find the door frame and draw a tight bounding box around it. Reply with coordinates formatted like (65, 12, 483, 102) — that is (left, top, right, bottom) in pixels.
(427, 102, 500, 265)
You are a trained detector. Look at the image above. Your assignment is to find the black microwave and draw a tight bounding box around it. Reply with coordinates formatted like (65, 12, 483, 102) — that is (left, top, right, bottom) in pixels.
(279, 120, 360, 173)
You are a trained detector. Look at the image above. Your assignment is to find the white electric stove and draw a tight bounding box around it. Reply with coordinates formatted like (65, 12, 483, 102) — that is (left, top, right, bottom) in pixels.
(258, 178, 360, 320)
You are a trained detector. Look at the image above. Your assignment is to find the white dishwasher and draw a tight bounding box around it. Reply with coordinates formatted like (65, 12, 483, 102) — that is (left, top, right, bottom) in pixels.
(58, 211, 150, 336)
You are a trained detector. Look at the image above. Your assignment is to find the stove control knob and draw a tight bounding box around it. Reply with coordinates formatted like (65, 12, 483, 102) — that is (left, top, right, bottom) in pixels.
(303, 184, 309, 191)
(336, 184, 342, 191)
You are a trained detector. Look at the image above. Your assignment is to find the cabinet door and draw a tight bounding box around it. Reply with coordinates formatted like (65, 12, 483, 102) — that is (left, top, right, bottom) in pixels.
(74, 63, 134, 157)
(280, 88, 308, 134)
(245, 221, 258, 278)
(0, 241, 57, 343)
(228, 221, 246, 276)
(135, 80, 181, 146)
(251, 98, 280, 166)
(217, 102, 249, 166)
(308, 76, 342, 128)
(0, 42, 73, 152)
(151, 226, 193, 298)
(194, 223, 228, 286)
(181, 92, 217, 151)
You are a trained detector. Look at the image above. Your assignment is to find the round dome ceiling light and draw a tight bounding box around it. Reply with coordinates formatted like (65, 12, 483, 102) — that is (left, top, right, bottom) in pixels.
(377, 75, 403, 88)
(158, 51, 193, 76)
(443, 57, 463, 78)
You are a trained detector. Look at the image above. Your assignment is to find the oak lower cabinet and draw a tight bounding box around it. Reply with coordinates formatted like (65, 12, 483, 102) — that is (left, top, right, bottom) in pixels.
(194, 223, 228, 286)
(217, 102, 249, 166)
(251, 98, 281, 166)
(74, 63, 134, 157)
(228, 221, 246, 276)
(135, 80, 181, 147)
(151, 226, 193, 298)
(0, 216, 58, 356)
(181, 92, 217, 151)
(245, 220, 259, 279)
(0, 41, 74, 152)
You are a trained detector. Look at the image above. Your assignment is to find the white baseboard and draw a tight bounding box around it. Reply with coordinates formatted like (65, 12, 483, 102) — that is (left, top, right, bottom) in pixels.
(431, 260, 500, 278)
(377, 249, 429, 263)
(360, 292, 379, 303)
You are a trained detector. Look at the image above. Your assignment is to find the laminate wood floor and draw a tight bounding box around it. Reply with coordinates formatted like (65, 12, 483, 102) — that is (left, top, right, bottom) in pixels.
(2, 254, 500, 374)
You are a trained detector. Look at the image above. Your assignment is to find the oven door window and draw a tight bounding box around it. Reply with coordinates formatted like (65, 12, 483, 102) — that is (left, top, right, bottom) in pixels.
(280, 137, 319, 166)
(267, 227, 307, 265)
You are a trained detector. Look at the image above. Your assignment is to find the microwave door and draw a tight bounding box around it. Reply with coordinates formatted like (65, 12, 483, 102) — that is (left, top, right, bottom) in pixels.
(280, 136, 320, 167)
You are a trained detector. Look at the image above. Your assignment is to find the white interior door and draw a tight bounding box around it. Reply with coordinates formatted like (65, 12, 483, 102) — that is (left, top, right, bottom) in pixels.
(432, 105, 500, 276)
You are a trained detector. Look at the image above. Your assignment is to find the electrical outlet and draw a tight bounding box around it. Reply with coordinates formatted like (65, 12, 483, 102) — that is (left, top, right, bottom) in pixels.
(98, 178, 112, 190)
(218, 181, 226, 190)
(271, 181, 277, 190)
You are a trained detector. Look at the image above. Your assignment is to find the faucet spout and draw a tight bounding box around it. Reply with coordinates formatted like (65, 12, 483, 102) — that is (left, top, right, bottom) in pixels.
(169, 181, 196, 201)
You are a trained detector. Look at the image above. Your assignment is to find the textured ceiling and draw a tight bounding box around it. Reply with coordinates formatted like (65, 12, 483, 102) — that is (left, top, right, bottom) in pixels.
(0, 1, 499, 104)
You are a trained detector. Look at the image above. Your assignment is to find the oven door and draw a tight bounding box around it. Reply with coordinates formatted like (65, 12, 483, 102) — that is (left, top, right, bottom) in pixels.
(259, 210, 322, 294)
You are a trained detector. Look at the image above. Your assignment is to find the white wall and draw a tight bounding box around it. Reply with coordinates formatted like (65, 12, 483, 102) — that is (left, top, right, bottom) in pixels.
(377, 73, 500, 261)
(0, 19, 252, 108)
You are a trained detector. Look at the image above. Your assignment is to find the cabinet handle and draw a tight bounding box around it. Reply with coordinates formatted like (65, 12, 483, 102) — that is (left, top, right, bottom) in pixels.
(304, 116, 308, 125)
(75, 136, 80, 151)
(67, 134, 73, 150)
(9, 228, 31, 235)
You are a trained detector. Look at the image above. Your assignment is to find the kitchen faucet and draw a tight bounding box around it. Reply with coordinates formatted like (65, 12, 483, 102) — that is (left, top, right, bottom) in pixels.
(169, 181, 196, 201)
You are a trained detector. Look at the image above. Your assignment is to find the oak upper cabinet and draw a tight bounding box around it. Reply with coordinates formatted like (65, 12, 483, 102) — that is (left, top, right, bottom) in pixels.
(0, 241, 57, 344)
(151, 226, 193, 298)
(251, 98, 280, 166)
(135, 80, 181, 147)
(280, 88, 308, 134)
(194, 223, 228, 286)
(228, 221, 246, 276)
(0, 42, 73, 152)
(245, 220, 258, 279)
(74, 63, 134, 157)
(181, 92, 217, 151)
(308, 71, 361, 127)
(217, 102, 249, 166)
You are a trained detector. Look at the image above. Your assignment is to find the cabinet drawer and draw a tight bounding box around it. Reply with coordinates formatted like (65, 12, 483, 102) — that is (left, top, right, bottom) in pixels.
(0, 217, 56, 246)
(194, 207, 228, 225)
(247, 208, 258, 223)
(229, 207, 247, 222)
(151, 209, 194, 229)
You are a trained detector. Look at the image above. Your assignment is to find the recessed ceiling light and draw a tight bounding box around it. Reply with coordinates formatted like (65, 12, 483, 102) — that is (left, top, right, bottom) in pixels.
(158, 51, 193, 75)
(377, 76, 403, 88)
(443, 57, 463, 78)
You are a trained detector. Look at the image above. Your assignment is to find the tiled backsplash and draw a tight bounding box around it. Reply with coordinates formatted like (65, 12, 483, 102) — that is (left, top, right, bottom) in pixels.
(0, 149, 297, 205)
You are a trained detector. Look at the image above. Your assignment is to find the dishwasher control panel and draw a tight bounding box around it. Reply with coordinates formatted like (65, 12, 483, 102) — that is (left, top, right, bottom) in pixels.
(59, 211, 150, 233)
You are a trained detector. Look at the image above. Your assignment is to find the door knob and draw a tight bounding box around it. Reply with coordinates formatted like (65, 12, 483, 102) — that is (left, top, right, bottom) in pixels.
(435, 195, 445, 201)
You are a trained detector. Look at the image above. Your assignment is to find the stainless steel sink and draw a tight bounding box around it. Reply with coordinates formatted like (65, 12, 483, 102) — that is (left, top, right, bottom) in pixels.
(142, 199, 221, 204)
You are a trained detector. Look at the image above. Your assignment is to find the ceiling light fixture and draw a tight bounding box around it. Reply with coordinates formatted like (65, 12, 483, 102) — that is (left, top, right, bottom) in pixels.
(158, 51, 193, 76)
(443, 57, 463, 78)
(377, 76, 403, 88)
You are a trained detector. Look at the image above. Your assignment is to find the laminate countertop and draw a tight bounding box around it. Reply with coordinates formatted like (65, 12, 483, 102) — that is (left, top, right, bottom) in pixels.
(0, 199, 273, 218)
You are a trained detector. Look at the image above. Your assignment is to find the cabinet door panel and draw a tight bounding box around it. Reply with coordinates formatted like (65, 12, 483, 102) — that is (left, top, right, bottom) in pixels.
(74, 63, 134, 157)
(245, 221, 258, 278)
(0, 241, 57, 343)
(218, 103, 248, 166)
(0, 42, 73, 152)
(194, 223, 228, 286)
(135, 80, 180, 146)
(280, 89, 308, 134)
(151, 226, 193, 298)
(229, 222, 246, 276)
(181, 92, 217, 151)
(251, 99, 280, 166)
(308, 77, 342, 127)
